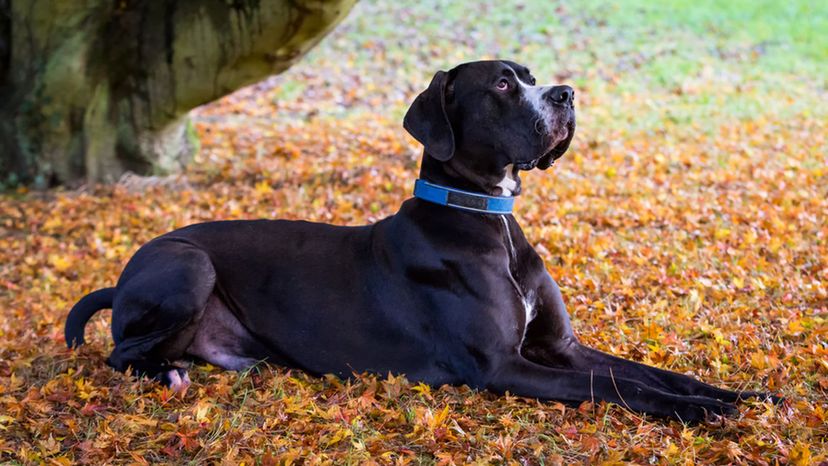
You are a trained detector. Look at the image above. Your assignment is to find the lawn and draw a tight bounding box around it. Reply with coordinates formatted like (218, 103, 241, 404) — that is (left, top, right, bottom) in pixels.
(1, 0, 826, 463)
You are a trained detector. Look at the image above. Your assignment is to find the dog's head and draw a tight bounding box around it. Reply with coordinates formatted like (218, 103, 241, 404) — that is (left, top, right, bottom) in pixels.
(404, 60, 575, 196)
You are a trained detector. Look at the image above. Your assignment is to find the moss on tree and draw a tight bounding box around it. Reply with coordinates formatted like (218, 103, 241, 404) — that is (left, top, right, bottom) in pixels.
(0, 0, 356, 187)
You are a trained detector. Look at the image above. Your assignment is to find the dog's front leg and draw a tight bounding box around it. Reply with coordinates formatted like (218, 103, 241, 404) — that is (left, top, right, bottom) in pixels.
(487, 354, 735, 422)
(521, 275, 774, 403)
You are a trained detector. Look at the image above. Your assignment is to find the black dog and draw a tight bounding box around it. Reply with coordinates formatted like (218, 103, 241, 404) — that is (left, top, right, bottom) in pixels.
(66, 60, 774, 422)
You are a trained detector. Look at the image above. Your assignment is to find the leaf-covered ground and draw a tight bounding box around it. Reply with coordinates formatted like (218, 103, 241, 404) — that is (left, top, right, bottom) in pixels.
(1, 0, 827, 463)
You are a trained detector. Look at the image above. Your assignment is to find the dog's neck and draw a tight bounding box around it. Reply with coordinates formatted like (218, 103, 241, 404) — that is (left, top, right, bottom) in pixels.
(419, 152, 515, 197)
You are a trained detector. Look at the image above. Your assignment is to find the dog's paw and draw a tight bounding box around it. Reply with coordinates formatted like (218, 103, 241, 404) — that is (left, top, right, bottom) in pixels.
(674, 398, 737, 424)
(156, 368, 191, 394)
(736, 390, 785, 405)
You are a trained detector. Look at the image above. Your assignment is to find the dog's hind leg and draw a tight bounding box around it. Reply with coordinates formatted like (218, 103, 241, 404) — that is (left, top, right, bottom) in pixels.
(185, 294, 262, 371)
(106, 239, 216, 392)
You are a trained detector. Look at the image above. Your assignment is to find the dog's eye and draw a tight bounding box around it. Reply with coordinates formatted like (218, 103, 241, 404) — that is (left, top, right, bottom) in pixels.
(496, 79, 511, 91)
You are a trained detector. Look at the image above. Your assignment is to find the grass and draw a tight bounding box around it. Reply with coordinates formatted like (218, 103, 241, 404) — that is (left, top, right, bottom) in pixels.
(261, 0, 827, 128)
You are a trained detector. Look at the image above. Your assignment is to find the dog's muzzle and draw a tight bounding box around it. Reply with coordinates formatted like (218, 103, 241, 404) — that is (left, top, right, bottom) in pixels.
(518, 114, 575, 171)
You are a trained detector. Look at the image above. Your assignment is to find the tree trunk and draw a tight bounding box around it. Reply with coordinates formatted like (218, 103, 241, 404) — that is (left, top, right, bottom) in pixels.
(0, 0, 355, 188)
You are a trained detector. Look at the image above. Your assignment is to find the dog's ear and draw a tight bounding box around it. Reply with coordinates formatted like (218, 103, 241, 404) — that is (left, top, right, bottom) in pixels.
(537, 122, 575, 170)
(403, 70, 455, 161)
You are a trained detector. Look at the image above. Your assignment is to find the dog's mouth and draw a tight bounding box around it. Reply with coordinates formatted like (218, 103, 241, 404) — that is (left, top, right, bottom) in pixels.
(516, 117, 575, 171)
(516, 158, 542, 171)
(515, 143, 561, 170)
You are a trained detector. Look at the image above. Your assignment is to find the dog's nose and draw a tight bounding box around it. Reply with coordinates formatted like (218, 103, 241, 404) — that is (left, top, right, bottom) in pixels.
(546, 85, 574, 106)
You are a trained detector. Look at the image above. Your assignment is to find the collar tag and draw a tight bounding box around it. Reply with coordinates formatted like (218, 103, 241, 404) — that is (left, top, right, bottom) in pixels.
(413, 179, 514, 215)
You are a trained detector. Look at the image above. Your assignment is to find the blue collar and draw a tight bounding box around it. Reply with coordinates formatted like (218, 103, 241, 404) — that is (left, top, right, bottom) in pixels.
(413, 179, 514, 215)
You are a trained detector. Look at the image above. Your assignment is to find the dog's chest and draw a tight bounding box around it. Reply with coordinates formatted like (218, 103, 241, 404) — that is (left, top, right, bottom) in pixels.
(498, 216, 538, 333)
(496, 164, 518, 196)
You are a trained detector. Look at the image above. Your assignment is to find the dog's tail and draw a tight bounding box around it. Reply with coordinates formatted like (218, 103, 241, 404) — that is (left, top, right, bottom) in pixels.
(65, 287, 116, 348)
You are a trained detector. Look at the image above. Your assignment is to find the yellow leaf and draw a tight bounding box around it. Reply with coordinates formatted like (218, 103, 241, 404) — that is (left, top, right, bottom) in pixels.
(580, 423, 597, 434)
(194, 400, 211, 423)
(663, 441, 679, 458)
(255, 180, 272, 195)
(750, 352, 766, 370)
(429, 405, 451, 430)
(788, 442, 811, 466)
(412, 382, 431, 397)
(0, 415, 15, 430)
(324, 428, 352, 447)
(49, 254, 73, 273)
(787, 319, 805, 334)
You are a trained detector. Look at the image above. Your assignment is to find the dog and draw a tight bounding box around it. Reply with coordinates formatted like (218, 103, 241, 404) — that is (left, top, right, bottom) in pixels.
(65, 60, 776, 422)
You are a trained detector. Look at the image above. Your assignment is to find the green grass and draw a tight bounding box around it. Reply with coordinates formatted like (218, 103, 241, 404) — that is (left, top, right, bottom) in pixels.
(262, 0, 827, 135)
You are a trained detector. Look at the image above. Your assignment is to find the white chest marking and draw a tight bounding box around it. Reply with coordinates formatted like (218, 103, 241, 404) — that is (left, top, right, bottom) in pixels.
(499, 216, 537, 344)
(523, 291, 537, 326)
(496, 164, 517, 196)
(519, 291, 538, 348)
(499, 215, 516, 262)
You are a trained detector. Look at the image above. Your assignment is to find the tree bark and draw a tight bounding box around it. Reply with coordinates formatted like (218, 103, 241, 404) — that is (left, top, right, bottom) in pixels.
(0, 0, 355, 188)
